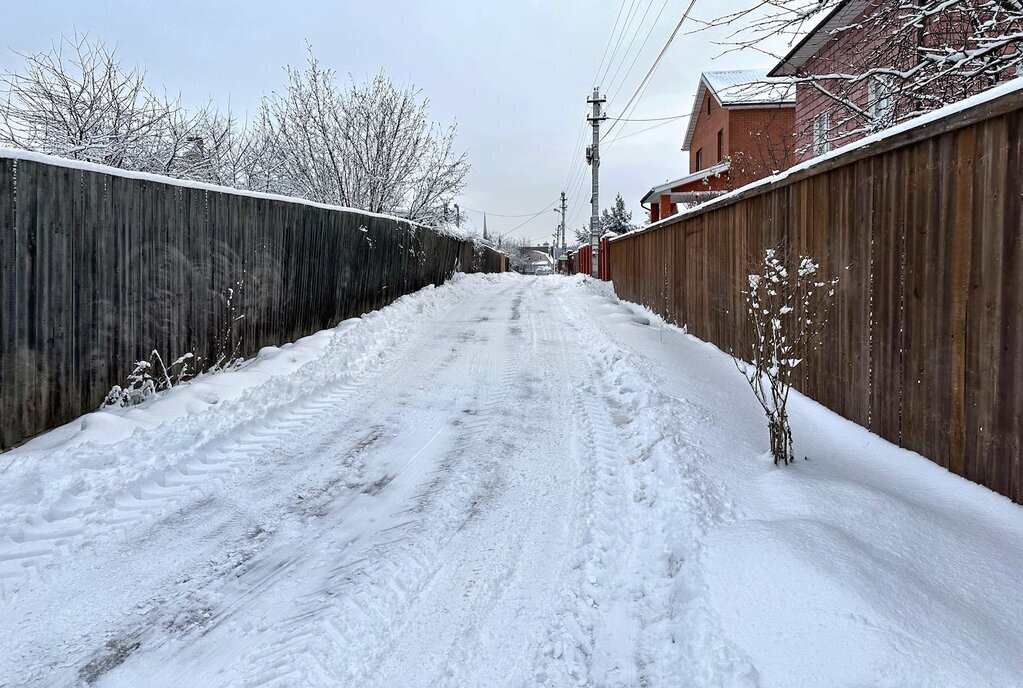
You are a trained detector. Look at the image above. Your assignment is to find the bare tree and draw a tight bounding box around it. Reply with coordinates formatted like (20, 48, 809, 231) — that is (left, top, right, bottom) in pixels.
(701, 0, 1023, 147)
(1, 37, 468, 225)
(257, 49, 467, 220)
(734, 247, 838, 465)
(0, 33, 189, 171)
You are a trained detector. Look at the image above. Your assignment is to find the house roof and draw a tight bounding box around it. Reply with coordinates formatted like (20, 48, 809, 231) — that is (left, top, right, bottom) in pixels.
(768, 0, 871, 77)
(682, 70, 795, 151)
(641, 160, 731, 204)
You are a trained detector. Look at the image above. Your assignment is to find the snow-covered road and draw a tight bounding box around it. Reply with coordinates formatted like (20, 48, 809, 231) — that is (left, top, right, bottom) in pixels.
(2, 274, 1022, 687)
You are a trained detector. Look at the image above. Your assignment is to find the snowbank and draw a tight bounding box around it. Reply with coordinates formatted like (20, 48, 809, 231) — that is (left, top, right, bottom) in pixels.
(581, 277, 1023, 686)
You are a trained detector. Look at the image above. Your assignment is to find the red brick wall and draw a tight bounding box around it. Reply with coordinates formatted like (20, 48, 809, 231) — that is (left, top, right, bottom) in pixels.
(687, 88, 796, 187)
(793, 1, 886, 161)
(791, 0, 1016, 162)
(727, 106, 796, 186)
(688, 90, 729, 173)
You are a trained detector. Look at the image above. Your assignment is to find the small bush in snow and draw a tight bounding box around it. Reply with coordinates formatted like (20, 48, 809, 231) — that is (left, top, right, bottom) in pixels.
(103, 281, 246, 408)
(735, 247, 838, 465)
(104, 351, 195, 408)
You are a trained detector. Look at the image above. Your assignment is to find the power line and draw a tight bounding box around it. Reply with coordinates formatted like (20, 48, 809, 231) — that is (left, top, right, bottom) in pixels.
(591, 0, 630, 87)
(607, 113, 688, 122)
(459, 204, 561, 219)
(602, 0, 698, 142)
(599, 0, 643, 86)
(604, 0, 659, 99)
(606, 0, 673, 105)
(496, 197, 561, 239)
(604, 116, 684, 149)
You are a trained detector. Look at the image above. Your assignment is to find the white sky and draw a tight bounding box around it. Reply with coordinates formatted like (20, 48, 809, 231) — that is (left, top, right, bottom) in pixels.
(0, 0, 797, 241)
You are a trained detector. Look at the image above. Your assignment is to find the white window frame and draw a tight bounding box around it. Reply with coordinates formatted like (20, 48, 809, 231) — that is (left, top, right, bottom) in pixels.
(868, 74, 895, 127)
(813, 111, 830, 156)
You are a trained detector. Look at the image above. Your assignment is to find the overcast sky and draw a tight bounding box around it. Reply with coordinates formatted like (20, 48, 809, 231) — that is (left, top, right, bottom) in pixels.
(0, 0, 794, 242)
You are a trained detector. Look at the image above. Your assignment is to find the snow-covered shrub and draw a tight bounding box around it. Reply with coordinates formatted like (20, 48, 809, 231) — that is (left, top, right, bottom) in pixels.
(735, 247, 838, 465)
(103, 281, 245, 408)
(212, 280, 246, 372)
(104, 351, 195, 408)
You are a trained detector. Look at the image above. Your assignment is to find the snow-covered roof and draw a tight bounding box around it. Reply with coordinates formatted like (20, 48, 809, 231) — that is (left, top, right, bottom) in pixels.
(768, 0, 870, 77)
(704, 70, 796, 106)
(641, 160, 731, 204)
(683, 71, 795, 151)
(619, 75, 1023, 242)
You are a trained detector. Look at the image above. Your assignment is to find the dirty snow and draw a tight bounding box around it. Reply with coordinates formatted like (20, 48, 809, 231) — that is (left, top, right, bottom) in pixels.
(0, 273, 1020, 687)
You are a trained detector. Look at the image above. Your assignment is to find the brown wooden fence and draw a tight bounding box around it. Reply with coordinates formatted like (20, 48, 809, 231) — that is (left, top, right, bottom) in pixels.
(610, 85, 1023, 504)
(0, 153, 504, 451)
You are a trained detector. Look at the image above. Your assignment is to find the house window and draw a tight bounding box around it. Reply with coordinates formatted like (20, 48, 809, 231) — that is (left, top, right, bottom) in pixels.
(706, 98, 711, 117)
(717, 129, 724, 162)
(813, 112, 830, 156)
(695, 148, 703, 170)
(868, 75, 895, 127)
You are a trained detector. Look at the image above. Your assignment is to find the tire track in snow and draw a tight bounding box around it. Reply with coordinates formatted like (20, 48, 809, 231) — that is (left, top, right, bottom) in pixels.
(76, 280, 530, 688)
(0, 277, 521, 687)
(223, 284, 528, 688)
(531, 281, 758, 687)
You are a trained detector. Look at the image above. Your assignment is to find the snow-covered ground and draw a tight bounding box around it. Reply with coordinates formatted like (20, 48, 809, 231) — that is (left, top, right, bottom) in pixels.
(1, 273, 1021, 687)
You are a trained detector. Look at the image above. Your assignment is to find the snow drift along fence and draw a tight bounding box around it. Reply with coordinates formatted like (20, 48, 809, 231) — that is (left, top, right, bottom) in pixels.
(610, 83, 1023, 504)
(0, 153, 505, 450)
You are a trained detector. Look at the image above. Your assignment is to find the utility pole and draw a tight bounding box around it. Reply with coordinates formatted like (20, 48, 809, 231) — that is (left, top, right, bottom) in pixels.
(586, 88, 606, 278)
(551, 190, 567, 254)
(559, 190, 567, 251)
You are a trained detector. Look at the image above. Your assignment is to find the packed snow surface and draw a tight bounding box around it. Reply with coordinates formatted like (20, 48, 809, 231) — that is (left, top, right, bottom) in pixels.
(1, 274, 1021, 687)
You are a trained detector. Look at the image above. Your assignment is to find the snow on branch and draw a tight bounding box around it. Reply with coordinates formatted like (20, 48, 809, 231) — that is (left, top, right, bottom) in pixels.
(734, 246, 839, 465)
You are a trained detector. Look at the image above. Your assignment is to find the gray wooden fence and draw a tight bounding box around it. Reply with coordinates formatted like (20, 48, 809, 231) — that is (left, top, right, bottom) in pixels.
(0, 154, 505, 450)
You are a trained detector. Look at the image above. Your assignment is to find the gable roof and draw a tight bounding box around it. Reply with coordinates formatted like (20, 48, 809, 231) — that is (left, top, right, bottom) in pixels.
(682, 70, 795, 151)
(768, 0, 871, 77)
(641, 160, 731, 204)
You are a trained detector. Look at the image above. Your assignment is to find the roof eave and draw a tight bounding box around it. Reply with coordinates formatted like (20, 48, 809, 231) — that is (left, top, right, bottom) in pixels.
(682, 79, 713, 151)
(641, 160, 732, 203)
(767, 0, 866, 77)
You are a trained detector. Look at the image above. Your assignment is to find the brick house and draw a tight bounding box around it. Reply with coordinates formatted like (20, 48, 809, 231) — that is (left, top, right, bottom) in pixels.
(768, 0, 1023, 161)
(642, 70, 795, 223)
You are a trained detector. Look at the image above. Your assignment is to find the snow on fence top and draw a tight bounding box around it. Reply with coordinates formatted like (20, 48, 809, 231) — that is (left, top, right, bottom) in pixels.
(616, 75, 1023, 242)
(0, 146, 481, 244)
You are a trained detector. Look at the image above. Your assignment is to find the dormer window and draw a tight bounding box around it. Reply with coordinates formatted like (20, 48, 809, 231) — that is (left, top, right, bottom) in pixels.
(695, 148, 703, 170)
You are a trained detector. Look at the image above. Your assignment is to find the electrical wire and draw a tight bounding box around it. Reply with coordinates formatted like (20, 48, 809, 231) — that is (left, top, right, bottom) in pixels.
(606, 0, 673, 105)
(606, 113, 688, 122)
(604, 116, 685, 150)
(496, 197, 561, 239)
(604, 0, 660, 99)
(599, 0, 643, 87)
(591, 0, 630, 88)
(602, 0, 698, 142)
(458, 204, 561, 219)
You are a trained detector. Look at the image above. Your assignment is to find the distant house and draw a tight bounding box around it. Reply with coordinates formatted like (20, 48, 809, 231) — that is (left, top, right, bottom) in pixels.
(516, 247, 555, 274)
(642, 70, 795, 223)
(768, 0, 1023, 161)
